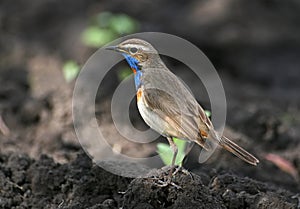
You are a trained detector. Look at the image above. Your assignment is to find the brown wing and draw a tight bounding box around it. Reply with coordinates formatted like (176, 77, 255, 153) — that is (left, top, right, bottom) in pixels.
(142, 88, 215, 150)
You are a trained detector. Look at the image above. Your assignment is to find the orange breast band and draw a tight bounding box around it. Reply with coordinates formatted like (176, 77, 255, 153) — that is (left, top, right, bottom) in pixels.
(136, 88, 143, 102)
(200, 130, 208, 138)
(131, 67, 137, 74)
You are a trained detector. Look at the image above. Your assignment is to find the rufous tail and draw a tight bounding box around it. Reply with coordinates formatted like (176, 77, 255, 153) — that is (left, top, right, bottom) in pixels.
(219, 136, 259, 166)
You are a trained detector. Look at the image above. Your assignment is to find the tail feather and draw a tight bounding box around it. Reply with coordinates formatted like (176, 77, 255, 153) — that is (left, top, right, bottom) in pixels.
(220, 136, 259, 166)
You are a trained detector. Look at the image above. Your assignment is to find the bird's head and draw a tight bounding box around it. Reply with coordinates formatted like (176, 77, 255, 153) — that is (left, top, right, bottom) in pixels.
(105, 38, 163, 73)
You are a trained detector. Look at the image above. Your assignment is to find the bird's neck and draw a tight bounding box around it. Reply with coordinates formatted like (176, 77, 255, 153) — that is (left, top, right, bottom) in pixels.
(122, 54, 142, 89)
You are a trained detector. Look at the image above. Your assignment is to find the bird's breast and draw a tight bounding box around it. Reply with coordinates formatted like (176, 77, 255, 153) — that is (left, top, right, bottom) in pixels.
(136, 87, 168, 135)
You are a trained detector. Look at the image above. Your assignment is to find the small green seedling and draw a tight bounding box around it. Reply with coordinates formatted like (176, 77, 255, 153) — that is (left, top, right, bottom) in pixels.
(62, 60, 80, 82)
(81, 12, 139, 48)
(204, 110, 211, 117)
(81, 27, 115, 47)
(64, 12, 139, 81)
(157, 137, 186, 166)
(157, 109, 212, 166)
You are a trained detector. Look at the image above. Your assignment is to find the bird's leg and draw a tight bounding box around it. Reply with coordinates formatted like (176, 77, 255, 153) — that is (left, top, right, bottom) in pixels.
(167, 136, 178, 183)
(149, 137, 186, 188)
(166, 137, 193, 183)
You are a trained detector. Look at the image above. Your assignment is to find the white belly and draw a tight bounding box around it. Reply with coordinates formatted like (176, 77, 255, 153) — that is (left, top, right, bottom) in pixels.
(137, 98, 168, 136)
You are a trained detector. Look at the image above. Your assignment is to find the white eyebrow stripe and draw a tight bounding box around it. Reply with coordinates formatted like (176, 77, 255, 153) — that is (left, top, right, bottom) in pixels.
(126, 44, 148, 51)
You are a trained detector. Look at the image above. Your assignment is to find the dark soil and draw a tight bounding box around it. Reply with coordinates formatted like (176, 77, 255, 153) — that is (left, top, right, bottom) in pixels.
(0, 153, 298, 209)
(1, 0, 300, 208)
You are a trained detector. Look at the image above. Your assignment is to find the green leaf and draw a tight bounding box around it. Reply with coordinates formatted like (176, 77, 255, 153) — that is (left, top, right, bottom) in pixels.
(62, 60, 80, 82)
(81, 27, 116, 47)
(205, 110, 211, 117)
(157, 137, 187, 166)
(157, 143, 174, 165)
(81, 12, 139, 47)
(109, 14, 139, 35)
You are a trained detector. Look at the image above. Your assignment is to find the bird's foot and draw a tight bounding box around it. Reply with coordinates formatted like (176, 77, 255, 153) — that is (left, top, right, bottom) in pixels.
(173, 166, 194, 181)
(146, 166, 192, 189)
(147, 174, 181, 189)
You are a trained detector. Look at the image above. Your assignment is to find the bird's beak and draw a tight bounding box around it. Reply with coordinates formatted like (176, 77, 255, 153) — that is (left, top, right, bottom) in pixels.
(105, 45, 126, 53)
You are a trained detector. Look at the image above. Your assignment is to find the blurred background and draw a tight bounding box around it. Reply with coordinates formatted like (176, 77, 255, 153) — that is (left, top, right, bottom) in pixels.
(0, 0, 299, 193)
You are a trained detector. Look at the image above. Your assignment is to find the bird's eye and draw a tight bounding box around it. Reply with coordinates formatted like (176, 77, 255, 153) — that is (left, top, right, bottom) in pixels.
(129, 47, 138, 54)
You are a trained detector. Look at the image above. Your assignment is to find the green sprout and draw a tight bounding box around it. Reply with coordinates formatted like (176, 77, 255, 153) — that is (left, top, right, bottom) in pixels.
(81, 27, 115, 48)
(63, 12, 139, 82)
(157, 109, 212, 166)
(205, 110, 211, 117)
(62, 60, 80, 82)
(157, 137, 187, 166)
(81, 12, 139, 48)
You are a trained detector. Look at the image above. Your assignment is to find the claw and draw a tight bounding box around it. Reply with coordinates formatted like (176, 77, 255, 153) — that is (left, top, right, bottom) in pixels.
(146, 166, 193, 189)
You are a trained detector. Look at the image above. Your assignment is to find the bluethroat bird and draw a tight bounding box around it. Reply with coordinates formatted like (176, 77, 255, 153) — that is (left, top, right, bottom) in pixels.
(106, 38, 259, 179)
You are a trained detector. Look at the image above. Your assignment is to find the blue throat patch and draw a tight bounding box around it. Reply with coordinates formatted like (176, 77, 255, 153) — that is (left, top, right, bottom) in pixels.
(122, 53, 142, 89)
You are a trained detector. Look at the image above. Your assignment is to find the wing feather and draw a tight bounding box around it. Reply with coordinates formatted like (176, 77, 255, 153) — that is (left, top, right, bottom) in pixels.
(142, 88, 214, 150)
